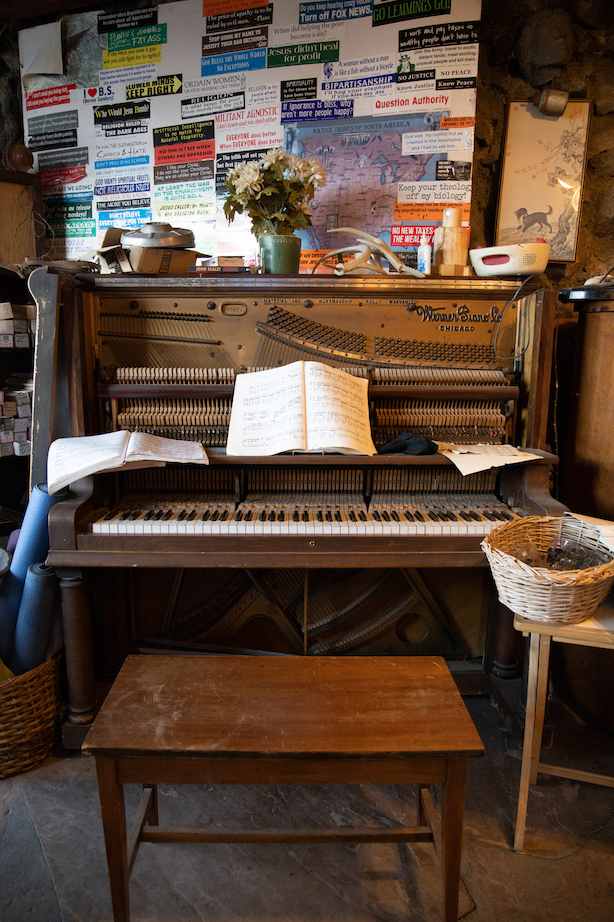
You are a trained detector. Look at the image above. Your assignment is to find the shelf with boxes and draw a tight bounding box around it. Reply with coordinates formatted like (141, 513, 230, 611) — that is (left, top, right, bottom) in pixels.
(0, 301, 36, 462)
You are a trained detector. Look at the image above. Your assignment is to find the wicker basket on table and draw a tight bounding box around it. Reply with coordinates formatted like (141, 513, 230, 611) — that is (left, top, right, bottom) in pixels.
(481, 515, 614, 624)
(0, 652, 61, 779)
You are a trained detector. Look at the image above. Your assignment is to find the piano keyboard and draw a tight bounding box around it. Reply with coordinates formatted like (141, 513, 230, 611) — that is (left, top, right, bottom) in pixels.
(91, 492, 519, 537)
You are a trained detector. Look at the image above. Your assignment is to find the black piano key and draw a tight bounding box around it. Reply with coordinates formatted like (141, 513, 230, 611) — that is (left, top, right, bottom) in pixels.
(500, 511, 514, 521)
(302, 511, 309, 521)
(268, 510, 276, 521)
(162, 510, 173, 521)
(245, 511, 253, 521)
(459, 511, 472, 521)
(152, 510, 165, 521)
(278, 511, 285, 522)
(484, 511, 497, 521)
(177, 510, 187, 521)
(326, 511, 333, 522)
(335, 511, 342, 522)
(428, 511, 439, 521)
(129, 510, 142, 521)
(293, 511, 299, 522)
(259, 510, 267, 521)
(186, 510, 197, 521)
(382, 511, 390, 522)
(359, 511, 367, 521)
(404, 511, 415, 521)
(317, 511, 323, 522)
(118, 510, 131, 521)
(414, 511, 424, 522)
(349, 511, 357, 522)
(467, 510, 482, 521)
(391, 511, 400, 521)
(234, 511, 243, 521)
(220, 510, 228, 521)
(201, 510, 211, 521)
(143, 510, 156, 521)
(373, 511, 381, 521)
(104, 510, 118, 520)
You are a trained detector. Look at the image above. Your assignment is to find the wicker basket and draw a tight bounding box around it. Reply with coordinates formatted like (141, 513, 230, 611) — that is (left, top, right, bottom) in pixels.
(481, 516, 614, 624)
(0, 653, 61, 779)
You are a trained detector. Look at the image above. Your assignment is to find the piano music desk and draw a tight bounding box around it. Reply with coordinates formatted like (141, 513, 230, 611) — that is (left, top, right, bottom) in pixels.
(83, 654, 484, 922)
(513, 598, 614, 852)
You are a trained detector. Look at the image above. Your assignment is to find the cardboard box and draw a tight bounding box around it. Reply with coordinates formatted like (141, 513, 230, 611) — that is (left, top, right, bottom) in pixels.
(126, 245, 205, 275)
(2, 402, 16, 417)
(0, 303, 12, 320)
(16, 403, 32, 418)
(0, 334, 14, 348)
(0, 319, 14, 334)
(6, 389, 31, 406)
(0, 418, 15, 430)
(0, 443, 13, 457)
(0, 430, 13, 443)
(13, 417, 29, 432)
(11, 305, 35, 320)
(14, 333, 30, 349)
(13, 319, 28, 334)
(13, 441, 31, 456)
(95, 228, 205, 276)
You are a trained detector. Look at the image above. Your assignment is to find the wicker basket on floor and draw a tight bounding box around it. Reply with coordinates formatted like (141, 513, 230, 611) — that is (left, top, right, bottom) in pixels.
(481, 516, 614, 624)
(0, 653, 61, 779)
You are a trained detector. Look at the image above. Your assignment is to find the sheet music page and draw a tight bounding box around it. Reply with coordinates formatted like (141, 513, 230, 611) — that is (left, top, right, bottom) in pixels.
(226, 361, 307, 456)
(304, 362, 376, 455)
(125, 431, 209, 464)
(47, 429, 130, 493)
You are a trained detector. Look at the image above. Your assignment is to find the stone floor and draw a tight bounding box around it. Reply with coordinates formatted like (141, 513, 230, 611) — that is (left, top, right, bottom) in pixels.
(1, 686, 614, 922)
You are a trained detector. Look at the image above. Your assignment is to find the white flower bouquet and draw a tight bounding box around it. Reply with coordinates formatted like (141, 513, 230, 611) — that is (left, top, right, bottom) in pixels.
(223, 148, 327, 239)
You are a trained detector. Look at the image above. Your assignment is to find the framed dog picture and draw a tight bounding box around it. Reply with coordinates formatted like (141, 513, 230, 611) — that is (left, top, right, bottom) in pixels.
(495, 99, 591, 262)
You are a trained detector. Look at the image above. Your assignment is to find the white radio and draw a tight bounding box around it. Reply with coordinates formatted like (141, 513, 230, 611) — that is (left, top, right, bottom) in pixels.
(469, 242, 550, 277)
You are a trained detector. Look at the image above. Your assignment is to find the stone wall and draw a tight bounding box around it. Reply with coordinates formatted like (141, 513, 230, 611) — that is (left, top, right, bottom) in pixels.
(0, 26, 22, 162)
(472, 0, 614, 296)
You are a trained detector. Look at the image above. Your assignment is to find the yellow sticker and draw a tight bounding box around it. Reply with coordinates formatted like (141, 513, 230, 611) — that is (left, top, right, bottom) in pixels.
(102, 45, 162, 69)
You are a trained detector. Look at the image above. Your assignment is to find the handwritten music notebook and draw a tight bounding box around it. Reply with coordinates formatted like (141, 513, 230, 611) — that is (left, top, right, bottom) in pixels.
(226, 361, 377, 457)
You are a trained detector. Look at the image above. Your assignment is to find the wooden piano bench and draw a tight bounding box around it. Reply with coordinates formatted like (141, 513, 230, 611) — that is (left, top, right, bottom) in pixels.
(83, 654, 484, 922)
(513, 597, 614, 852)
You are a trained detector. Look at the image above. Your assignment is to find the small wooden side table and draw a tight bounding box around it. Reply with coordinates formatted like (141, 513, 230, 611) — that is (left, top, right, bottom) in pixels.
(513, 597, 614, 852)
(83, 654, 484, 922)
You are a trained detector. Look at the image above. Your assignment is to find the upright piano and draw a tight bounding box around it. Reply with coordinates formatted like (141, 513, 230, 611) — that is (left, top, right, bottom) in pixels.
(29, 269, 565, 742)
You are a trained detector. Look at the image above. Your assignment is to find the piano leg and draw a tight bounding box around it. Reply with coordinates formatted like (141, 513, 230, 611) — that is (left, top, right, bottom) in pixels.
(485, 597, 524, 679)
(57, 568, 97, 746)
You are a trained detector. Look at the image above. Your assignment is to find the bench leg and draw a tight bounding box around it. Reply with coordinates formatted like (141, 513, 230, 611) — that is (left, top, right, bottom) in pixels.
(441, 757, 466, 922)
(95, 757, 130, 922)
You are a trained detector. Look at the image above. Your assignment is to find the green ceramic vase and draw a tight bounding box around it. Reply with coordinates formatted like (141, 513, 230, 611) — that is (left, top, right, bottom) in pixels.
(259, 234, 301, 274)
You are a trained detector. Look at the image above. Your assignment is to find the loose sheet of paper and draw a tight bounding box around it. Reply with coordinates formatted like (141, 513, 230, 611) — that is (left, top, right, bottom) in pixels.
(436, 443, 538, 476)
(226, 362, 306, 456)
(568, 512, 614, 553)
(304, 362, 376, 455)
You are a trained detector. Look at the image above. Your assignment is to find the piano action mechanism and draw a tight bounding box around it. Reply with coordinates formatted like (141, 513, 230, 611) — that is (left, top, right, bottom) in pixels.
(29, 271, 565, 741)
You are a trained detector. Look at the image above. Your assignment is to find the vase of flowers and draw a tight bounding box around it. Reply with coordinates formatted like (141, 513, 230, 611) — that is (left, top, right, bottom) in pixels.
(223, 148, 327, 274)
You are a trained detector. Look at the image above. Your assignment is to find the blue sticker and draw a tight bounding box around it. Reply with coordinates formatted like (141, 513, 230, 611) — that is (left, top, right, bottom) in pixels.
(98, 208, 153, 229)
(95, 155, 150, 169)
(201, 48, 266, 76)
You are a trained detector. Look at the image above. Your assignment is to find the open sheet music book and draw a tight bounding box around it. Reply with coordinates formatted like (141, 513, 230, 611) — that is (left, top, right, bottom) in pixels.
(47, 430, 209, 494)
(226, 361, 377, 457)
